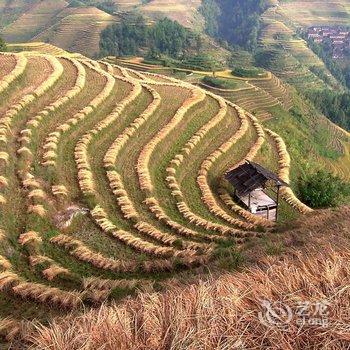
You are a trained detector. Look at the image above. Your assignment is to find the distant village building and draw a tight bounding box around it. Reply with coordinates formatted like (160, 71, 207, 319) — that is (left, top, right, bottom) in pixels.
(225, 161, 289, 221)
(306, 26, 350, 59)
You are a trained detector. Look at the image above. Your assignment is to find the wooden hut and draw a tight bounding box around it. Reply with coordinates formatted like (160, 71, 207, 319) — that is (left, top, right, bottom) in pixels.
(225, 161, 289, 221)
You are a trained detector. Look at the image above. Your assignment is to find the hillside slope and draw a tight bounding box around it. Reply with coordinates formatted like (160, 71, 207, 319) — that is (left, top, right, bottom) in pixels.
(277, 0, 350, 27)
(0, 45, 349, 346)
(111, 55, 350, 182)
(141, 0, 202, 28)
(13, 205, 350, 349)
(0, 0, 204, 57)
(1, 0, 68, 42)
(32, 7, 115, 57)
(0, 2, 115, 57)
(257, 3, 347, 92)
(0, 46, 320, 334)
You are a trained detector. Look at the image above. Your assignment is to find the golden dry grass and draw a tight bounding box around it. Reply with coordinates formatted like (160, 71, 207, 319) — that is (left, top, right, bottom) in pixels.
(21, 206, 350, 350)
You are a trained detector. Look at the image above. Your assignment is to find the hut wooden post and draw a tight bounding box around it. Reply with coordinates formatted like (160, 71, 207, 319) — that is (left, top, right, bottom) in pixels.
(276, 185, 280, 221)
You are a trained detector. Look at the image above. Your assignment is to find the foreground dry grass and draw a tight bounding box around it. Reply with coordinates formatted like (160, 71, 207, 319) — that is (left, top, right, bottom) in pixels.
(21, 206, 350, 349)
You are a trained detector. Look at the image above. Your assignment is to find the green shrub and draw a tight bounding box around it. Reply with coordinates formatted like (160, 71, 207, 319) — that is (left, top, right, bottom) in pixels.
(213, 248, 244, 271)
(202, 76, 238, 89)
(298, 170, 350, 208)
(232, 66, 267, 78)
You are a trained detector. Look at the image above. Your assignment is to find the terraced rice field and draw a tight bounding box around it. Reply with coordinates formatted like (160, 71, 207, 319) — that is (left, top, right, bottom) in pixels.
(199, 74, 293, 121)
(112, 58, 293, 122)
(140, 0, 202, 28)
(0, 50, 313, 335)
(33, 7, 115, 57)
(7, 42, 76, 57)
(258, 5, 342, 91)
(1, 0, 68, 42)
(1, 4, 116, 57)
(277, 0, 350, 27)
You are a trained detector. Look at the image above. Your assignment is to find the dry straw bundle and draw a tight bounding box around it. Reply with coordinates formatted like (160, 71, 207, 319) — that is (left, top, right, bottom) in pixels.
(52, 185, 68, 197)
(50, 234, 180, 273)
(0, 229, 5, 241)
(27, 204, 46, 217)
(12, 282, 82, 309)
(75, 65, 142, 197)
(109, 228, 175, 258)
(107, 170, 139, 220)
(0, 271, 21, 291)
(0, 176, 7, 188)
(144, 197, 226, 244)
(135, 221, 198, 251)
(265, 128, 313, 214)
(18, 231, 42, 247)
(0, 195, 6, 205)
(177, 201, 249, 243)
(0, 256, 11, 271)
(0, 53, 27, 94)
(42, 265, 70, 281)
(103, 82, 161, 169)
(137, 85, 205, 192)
(43, 61, 115, 168)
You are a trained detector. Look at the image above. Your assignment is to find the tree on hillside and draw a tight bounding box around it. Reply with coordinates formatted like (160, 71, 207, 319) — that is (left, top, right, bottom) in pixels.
(100, 15, 147, 56)
(100, 16, 196, 58)
(199, 0, 221, 37)
(306, 89, 350, 131)
(0, 36, 7, 52)
(208, 0, 268, 51)
(298, 170, 350, 208)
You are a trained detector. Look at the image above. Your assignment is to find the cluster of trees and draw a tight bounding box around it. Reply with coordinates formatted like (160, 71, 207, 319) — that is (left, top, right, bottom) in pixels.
(305, 37, 347, 87)
(307, 89, 350, 131)
(100, 16, 200, 58)
(298, 170, 350, 208)
(217, 0, 268, 51)
(232, 66, 266, 78)
(309, 65, 334, 87)
(199, 0, 221, 37)
(199, 0, 268, 52)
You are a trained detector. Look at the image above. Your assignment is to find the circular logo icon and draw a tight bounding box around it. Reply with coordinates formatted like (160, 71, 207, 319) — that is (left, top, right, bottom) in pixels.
(258, 299, 293, 329)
